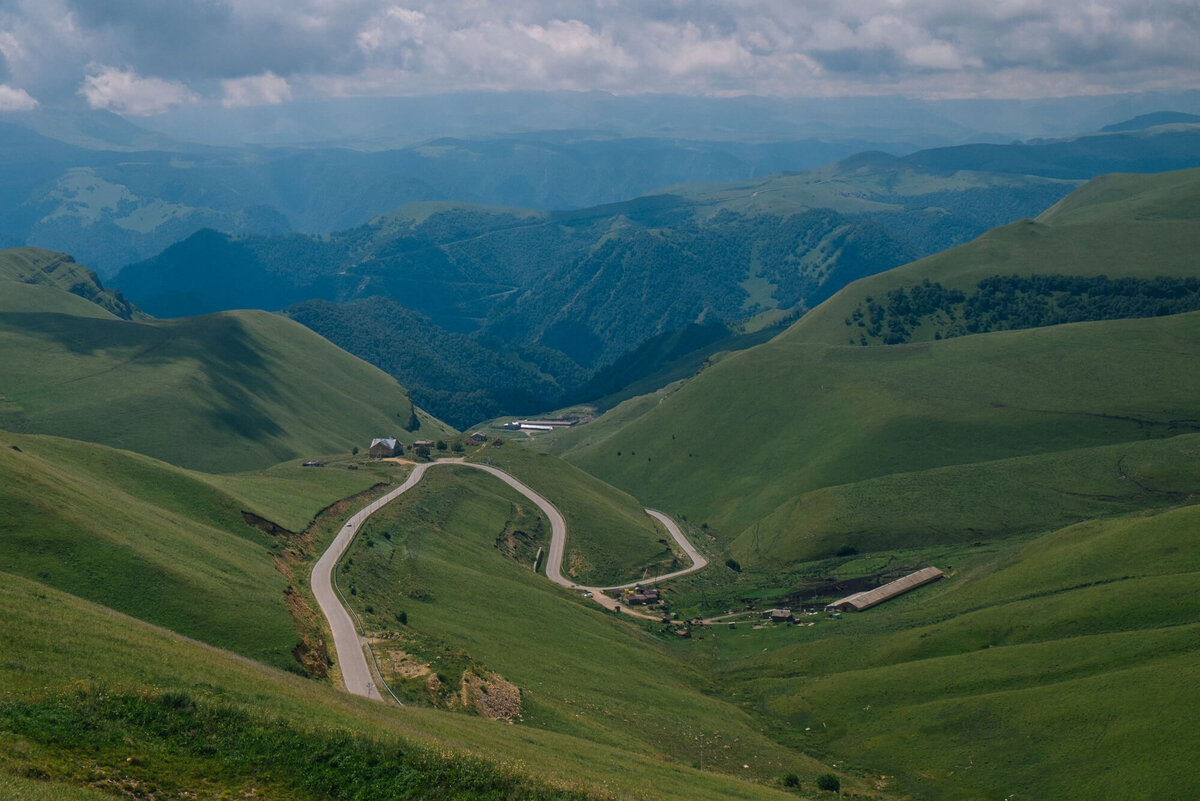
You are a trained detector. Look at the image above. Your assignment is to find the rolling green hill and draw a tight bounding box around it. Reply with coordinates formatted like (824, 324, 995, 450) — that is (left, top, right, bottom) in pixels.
(692, 502, 1200, 800)
(530, 167, 1200, 799)
(0, 415, 825, 799)
(0, 247, 144, 320)
(561, 169, 1200, 562)
(115, 160, 1076, 425)
(0, 431, 384, 672)
(567, 311, 1200, 547)
(0, 250, 453, 472)
(0, 568, 804, 801)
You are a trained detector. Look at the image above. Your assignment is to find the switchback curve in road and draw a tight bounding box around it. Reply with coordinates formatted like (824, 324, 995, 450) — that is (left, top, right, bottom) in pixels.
(310, 459, 706, 700)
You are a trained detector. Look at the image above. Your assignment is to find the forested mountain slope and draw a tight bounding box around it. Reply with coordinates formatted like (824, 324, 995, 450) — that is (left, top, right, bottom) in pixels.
(115, 157, 1081, 425)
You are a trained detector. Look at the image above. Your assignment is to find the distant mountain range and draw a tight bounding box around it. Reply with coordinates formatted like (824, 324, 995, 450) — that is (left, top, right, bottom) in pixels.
(113, 122, 1200, 427)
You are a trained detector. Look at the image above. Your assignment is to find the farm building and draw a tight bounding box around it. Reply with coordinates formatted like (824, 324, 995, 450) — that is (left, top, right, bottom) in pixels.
(761, 609, 793, 623)
(469, 432, 488, 442)
(625, 587, 660, 605)
(369, 438, 400, 458)
(825, 566, 945, 612)
(515, 418, 578, 428)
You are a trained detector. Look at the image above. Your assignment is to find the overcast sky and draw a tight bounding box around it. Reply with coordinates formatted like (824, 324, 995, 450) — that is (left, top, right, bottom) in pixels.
(0, 0, 1195, 114)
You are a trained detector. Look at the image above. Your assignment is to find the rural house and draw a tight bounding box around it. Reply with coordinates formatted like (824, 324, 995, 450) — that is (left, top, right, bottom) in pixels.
(369, 437, 400, 458)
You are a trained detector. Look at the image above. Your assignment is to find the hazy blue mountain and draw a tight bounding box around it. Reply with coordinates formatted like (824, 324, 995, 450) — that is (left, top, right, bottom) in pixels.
(1101, 111, 1200, 133)
(115, 153, 1082, 425)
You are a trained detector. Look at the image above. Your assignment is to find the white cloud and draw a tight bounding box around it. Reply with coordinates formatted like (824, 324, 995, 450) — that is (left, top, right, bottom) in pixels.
(221, 71, 292, 108)
(0, 1, 1190, 104)
(78, 64, 193, 115)
(0, 83, 37, 110)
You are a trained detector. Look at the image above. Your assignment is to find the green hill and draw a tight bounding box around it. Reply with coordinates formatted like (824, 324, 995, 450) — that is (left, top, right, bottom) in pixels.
(0, 250, 453, 472)
(562, 169, 1200, 561)
(0, 431, 384, 672)
(535, 167, 1200, 799)
(114, 157, 1081, 426)
(0, 434, 818, 798)
(0, 568, 802, 801)
(697, 503, 1200, 800)
(568, 311, 1200, 548)
(0, 247, 144, 319)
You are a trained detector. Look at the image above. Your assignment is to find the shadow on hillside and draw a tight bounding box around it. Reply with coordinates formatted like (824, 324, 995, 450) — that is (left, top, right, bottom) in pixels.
(3, 311, 286, 442)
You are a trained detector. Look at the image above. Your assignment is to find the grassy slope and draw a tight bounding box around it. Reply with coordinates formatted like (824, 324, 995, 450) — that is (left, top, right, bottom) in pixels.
(0, 433, 814, 797)
(700, 504, 1200, 800)
(0, 431, 388, 670)
(0, 247, 145, 320)
(565, 168, 1200, 562)
(543, 168, 1200, 799)
(341, 466, 848, 793)
(796, 167, 1200, 346)
(569, 311, 1200, 551)
(740, 431, 1200, 563)
(0, 291, 453, 472)
(0, 571, 801, 801)
(465, 444, 674, 586)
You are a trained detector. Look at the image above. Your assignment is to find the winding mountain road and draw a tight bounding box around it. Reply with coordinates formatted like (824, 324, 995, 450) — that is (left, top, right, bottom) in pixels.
(310, 458, 706, 699)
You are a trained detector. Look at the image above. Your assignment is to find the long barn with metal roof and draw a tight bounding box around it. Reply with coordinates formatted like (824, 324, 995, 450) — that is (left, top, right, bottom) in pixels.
(826, 566, 945, 612)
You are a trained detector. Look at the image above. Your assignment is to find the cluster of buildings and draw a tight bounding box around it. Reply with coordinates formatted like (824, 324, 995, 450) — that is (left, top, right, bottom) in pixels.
(368, 437, 435, 458)
(623, 586, 660, 605)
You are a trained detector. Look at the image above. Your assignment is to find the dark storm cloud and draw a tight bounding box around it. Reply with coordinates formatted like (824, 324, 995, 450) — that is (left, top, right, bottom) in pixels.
(0, 1, 1195, 112)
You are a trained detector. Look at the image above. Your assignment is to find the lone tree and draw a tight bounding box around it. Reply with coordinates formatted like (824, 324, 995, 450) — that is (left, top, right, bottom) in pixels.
(817, 773, 840, 793)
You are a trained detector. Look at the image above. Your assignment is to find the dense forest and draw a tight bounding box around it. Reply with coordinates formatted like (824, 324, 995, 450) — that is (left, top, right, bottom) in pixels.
(847, 275, 1200, 345)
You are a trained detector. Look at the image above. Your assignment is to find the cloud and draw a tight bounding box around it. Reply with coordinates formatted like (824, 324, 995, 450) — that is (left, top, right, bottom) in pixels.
(78, 64, 193, 115)
(221, 71, 292, 108)
(0, 82, 36, 110)
(0, 1, 1194, 105)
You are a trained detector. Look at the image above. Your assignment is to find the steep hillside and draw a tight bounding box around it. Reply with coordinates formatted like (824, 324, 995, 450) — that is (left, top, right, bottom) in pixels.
(562, 168, 1200, 562)
(0, 254, 453, 472)
(0, 247, 145, 320)
(569, 311, 1200, 545)
(0, 431, 383, 671)
(536, 168, 1200, 799)
(115, 160, 1078, 424)
(0, 569, 803, 801)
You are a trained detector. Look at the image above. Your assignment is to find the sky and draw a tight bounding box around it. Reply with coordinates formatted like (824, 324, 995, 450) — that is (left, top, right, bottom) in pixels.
(0, 0, 1195, 115)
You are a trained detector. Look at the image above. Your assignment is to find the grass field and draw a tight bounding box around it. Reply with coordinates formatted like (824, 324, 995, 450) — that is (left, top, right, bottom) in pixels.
(465, 443, 679, 586)
(678, 503, 1200, 800)
(0, 571, 807, 801)
(336, 464, 862, 793)
(0, 276, 453, 472)
(0, 431, 399, 671)
(568, 311, 1200, 566)
(734, 433, 1200, 563)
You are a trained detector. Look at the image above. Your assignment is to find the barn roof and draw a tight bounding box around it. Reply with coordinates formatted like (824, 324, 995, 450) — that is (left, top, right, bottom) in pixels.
(371, 437, 398, 449)
(826, 566, 944, 612)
